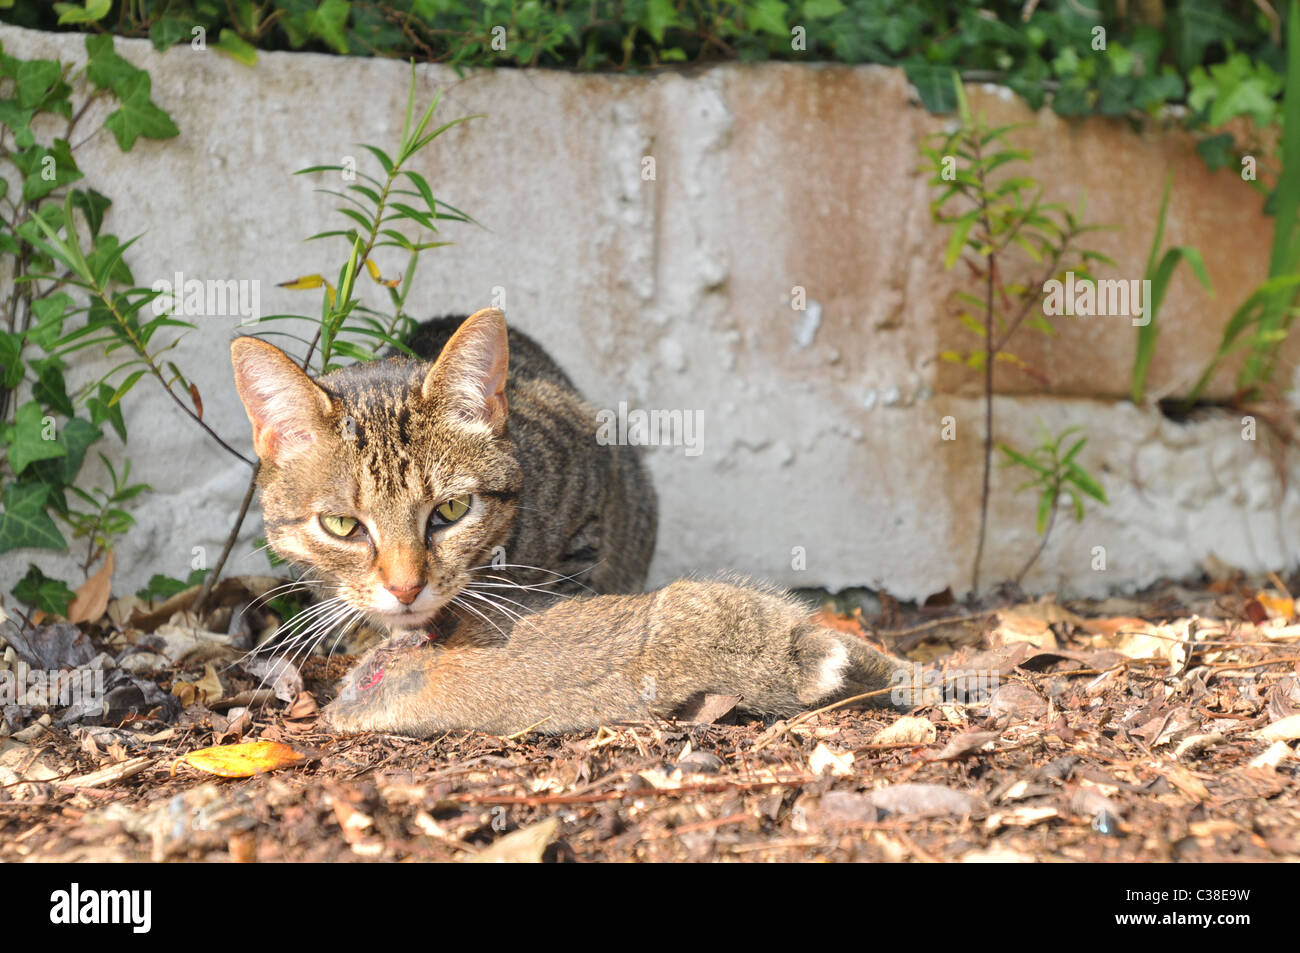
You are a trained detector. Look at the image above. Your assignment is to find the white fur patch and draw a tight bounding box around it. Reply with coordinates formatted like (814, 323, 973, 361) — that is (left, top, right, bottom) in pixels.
(812, 639, 849, 697)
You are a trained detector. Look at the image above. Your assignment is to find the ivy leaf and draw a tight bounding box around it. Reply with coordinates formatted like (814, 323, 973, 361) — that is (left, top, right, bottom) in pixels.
(70, 188, 112, 238)
(1195, 132, 1236, 171)
(215, 29, 259, 66)
(103, 72, 180, 151)
(905, 62, 960, 113)
(0, 329, 23, 389)
(641, 0, 678, 45)
(747, 0, 789, 39)
(30, 416, 101, 489)
(11, 563, 75, 616)
(55, 0, 111, 25)
(31, 356, 74, 416)
(85, 34, 141, 95)
(802, 0, 845, 19)
(307, 0, 352, 54)
(137, 569, 208, 601)
(0, 100, 36, 148)
(149, 16, 195, 50)
(16, 59, 62, 109)
(14, 137, 82, 202)
(27, 292, 73, 352)
(5, 401, 66, 475)
(0, 484, 66, 554)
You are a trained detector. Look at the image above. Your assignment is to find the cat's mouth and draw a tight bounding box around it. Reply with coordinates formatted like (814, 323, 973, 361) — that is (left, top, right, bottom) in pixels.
(365, 589, 451, 632)
(369, 607, 440, 628)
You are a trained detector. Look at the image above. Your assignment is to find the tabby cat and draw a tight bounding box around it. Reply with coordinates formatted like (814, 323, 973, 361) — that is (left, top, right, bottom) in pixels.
(230, 308, 913, 735)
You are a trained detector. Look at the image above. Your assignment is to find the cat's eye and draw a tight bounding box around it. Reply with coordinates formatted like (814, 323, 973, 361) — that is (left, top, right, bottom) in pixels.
(434, 495, 471, 523)
(320, 514, 361, 538)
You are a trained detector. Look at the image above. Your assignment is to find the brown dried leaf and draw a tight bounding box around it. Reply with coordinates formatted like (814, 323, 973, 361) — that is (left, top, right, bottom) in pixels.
(67, 552, 114, 625)
(471, 817, 559, 863)
(676, 693, 740, 725)
(926, 730, 999, 761)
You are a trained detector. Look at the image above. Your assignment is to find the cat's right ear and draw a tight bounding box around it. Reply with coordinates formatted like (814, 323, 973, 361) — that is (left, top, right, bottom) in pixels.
(230, 337, 333, 465)
(421, 307, 509, 434)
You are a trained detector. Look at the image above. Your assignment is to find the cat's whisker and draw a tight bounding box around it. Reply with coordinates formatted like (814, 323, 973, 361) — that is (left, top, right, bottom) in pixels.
(448, 594, 512, 643)
(282, 601, 356, 672)
(233, 596, 348, 686)
(456, 588, 561, 648)
(325, 610, 368, 666)
(467, 572, 575, 592)
(303, 606, 362, 666)
(467, 563, 598, 595)
(296, 599, 358, 655)
(462, 585, 551, 616)
(245, 573, 339, 613)
(254, 596, 351, 658)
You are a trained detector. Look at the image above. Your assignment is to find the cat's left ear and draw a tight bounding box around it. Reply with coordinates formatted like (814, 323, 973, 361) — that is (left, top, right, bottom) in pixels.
(231, 337, 334, 465)
(422, 307, 509, 434)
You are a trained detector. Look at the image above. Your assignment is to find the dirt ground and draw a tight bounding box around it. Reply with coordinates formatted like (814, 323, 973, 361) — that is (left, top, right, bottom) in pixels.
(1, 569, 1298, 862)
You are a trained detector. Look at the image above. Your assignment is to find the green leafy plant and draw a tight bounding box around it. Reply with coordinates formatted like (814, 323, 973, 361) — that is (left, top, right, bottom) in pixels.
(4, 0, 1292, 155)
(922, 76, 1113, 596)
(192, 65, 479, 611)
(997, 425, 1108, 586)
(1184, 0, 1300, 407)
(136, 568, 209, 602)
(0, 36, 214, 614)
(1130, 173, 1212, 404)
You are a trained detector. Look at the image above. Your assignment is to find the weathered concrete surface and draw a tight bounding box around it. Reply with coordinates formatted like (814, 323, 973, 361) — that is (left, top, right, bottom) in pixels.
(1, 25, 1296, 603)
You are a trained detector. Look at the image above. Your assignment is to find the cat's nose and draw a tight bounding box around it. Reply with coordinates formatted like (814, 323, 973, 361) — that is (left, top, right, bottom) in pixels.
(385, 583, 424, 605)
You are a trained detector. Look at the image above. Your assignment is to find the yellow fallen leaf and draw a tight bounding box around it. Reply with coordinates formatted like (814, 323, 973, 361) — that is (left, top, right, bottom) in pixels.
(1257, 591, 1295, 620)
(172, 741, 308, 778)
(67, 552, 114, 625)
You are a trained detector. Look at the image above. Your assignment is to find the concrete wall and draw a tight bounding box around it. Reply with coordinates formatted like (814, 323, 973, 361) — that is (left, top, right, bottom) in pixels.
(2, 24, 1296, 602)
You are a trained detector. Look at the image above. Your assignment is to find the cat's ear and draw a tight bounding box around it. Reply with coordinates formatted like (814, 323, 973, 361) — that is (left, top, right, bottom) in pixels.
(230, 337, 334, 464)
(422, 307, 509, 434)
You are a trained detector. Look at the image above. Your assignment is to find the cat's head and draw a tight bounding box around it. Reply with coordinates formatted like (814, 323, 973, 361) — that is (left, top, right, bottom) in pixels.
(230, 308, 521, 632)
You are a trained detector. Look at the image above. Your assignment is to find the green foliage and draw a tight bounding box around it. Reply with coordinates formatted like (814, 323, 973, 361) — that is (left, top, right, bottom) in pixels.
(1185, 0, 1300, 405)
(997, 425, 1107, 584)
(11, 562, 75, 616)
(998, 426, 1108, 534)
(136, 568, 209, 601)
(255, 66, 479, 375)
(923, 79, 1114, 384)
(0, 36, 183, 610)
(920, 77, 1112, 593)
(2, 0, 1291, 140)
(1130, 174, 1212, 404)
